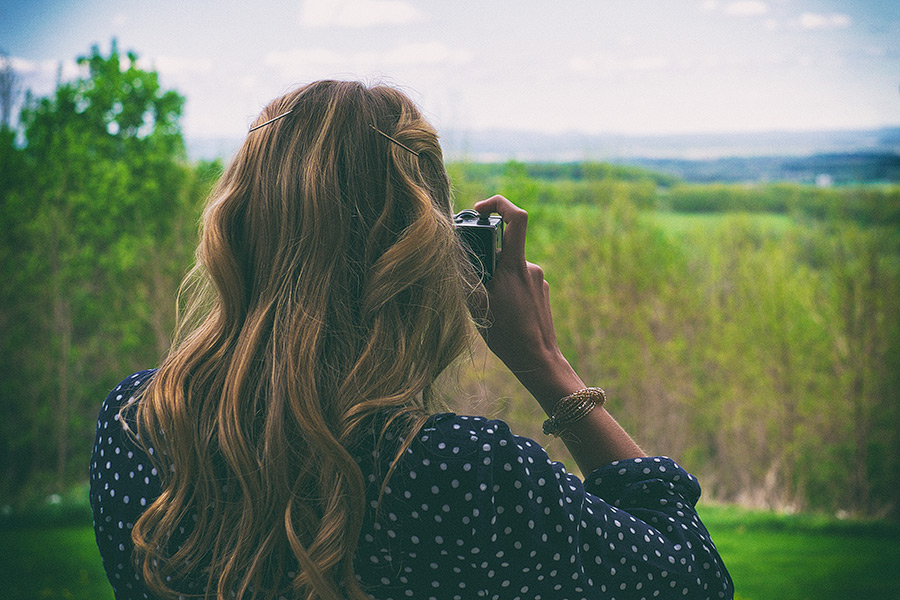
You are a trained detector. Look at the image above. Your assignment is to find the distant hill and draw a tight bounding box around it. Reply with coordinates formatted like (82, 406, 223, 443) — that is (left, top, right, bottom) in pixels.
(186, 126, 900, 184)
(623, 153, 900, 185)
(438, 127, 900, 162)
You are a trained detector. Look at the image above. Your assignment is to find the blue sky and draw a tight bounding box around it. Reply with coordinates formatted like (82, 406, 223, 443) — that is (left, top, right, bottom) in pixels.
(2, 0, 899, 139)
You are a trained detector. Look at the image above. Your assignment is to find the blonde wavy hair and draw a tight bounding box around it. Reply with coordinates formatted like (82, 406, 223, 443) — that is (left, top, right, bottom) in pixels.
(126, 80, 477, 599)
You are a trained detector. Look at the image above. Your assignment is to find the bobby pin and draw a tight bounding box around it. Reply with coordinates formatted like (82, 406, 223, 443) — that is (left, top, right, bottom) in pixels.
(249, 109, 294, 132)
(249, 113, 419, 159)
(369, 125, 420, 157)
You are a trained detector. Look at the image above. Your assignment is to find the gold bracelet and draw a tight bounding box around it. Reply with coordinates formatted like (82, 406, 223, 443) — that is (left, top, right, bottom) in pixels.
(542, 387, 606, 436)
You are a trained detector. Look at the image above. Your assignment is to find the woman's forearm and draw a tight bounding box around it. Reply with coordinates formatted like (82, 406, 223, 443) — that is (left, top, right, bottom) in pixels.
(514, 349, 646, 475)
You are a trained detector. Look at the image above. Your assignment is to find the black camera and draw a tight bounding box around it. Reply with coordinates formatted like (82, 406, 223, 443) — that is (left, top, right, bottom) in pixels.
(453, 209, 503, 281)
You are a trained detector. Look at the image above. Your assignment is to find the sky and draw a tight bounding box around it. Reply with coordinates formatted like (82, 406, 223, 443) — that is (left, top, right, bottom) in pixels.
(2, 0, 899, 142)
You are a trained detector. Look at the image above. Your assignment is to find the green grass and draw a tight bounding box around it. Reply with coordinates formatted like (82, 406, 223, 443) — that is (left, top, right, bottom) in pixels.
(2, 499, 898, 600)
(0, 525, 113, 600)
(697, 503, 900, 600)
(0, 483, 114, 600)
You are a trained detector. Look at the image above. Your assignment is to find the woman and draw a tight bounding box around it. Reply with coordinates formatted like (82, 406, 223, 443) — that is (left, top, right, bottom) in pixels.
(90, 80, 733, 600)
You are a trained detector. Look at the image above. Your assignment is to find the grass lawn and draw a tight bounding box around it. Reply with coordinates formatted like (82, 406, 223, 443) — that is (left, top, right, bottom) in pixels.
(697, 503, 900, 600)
(0, 525, 113, 600)
(1, 502, 898, 600)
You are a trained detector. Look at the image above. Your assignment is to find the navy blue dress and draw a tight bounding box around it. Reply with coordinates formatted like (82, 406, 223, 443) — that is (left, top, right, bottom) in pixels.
(91, 371, 734, 599)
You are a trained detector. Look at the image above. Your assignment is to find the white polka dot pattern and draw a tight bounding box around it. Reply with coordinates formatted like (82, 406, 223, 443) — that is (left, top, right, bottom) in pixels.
(91, 371, 734, 599)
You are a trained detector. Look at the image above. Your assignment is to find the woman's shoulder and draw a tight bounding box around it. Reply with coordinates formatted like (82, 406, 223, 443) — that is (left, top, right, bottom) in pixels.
(109, 368, 158, 397)
(100, 369, 157, 410)
(95, 369, 158, 436)
(91, 370, 163, 593)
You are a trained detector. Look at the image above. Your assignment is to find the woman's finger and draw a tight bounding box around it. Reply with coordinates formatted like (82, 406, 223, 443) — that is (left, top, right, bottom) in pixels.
(474, 195, 527, 264)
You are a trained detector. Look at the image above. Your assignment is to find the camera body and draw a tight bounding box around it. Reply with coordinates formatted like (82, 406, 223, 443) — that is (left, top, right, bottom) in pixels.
(453, 209, 503, 281)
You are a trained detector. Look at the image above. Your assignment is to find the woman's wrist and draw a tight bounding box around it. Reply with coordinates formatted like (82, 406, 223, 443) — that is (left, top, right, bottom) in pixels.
(512, 350, 585, 416)
(512, 349, 646, 471)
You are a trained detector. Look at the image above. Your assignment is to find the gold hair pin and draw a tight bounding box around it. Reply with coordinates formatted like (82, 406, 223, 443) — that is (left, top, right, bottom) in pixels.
(369, 124, 420, 157)
(249, 109, 294, 132)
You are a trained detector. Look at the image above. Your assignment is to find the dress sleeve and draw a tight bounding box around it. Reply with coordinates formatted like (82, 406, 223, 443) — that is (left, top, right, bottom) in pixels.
(468, 418, 734, 600)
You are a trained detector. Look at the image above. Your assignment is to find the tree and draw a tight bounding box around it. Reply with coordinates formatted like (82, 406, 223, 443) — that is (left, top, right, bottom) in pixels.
(0, 40, 203, 498)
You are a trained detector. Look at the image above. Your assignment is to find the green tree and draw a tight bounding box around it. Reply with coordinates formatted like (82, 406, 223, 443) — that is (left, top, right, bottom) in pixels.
(820, 223, 900, 515)
(0, 41, 203, 499)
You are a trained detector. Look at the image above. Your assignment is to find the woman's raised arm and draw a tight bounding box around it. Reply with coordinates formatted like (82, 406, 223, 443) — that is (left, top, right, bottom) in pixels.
(473, 194, 645, 474)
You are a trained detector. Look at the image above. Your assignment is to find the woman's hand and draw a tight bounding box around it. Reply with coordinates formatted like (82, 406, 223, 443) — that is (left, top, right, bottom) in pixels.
(473, 195, 646, 470)
(472, 195, 584, 404)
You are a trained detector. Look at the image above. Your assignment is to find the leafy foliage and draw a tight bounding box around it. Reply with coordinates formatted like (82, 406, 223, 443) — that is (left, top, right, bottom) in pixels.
(0, 42, 213, 499)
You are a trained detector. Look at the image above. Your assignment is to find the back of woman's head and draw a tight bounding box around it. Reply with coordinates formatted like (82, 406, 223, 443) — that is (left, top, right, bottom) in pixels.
(128, 80, 475, 600)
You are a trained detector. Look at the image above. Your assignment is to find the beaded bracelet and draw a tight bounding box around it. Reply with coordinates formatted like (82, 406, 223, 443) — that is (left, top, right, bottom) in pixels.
(542, 387, 606, 436)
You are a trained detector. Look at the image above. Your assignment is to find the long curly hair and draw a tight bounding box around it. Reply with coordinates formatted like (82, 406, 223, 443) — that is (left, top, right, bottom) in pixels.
(125, 80, 477, 599)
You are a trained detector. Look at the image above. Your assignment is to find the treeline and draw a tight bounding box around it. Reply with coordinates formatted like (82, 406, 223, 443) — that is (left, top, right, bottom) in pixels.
(2, 43, 898, 519)
(449, 161, 900, 226)
(629, 152, 900, 185)
(663, 183, 900, 225)
(451, 160, 680, 186)
(0, 44, 218, 498)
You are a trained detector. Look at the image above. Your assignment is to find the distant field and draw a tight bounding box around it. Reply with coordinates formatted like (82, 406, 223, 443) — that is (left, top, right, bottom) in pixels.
(522, 202, 798, 243)
(646, 210, 796, 239)
(2, 504, 898, 600)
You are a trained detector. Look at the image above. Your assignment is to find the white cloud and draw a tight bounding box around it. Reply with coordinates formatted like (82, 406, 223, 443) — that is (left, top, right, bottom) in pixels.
(266, 48, 344, 69)
(8, 57, 43, 74)
(798, 12, 851, 30)
(150, 56, 214, 75)
(9, 56, 82, 80)
(14, 53, 213, 83)
(237, 75, 261, 91)
(300, 0, 423, 28)
(700, 0, 719, 12)
(724, 1, 769, 17)
(264, 43, 472, 78)
(568, 56, 593, 75)
(569, 54, 671, 77)
(382, 42, 472, 66)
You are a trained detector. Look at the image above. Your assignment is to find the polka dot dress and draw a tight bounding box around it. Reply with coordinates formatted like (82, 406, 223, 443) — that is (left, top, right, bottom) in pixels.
(91, 371, 734, 599)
